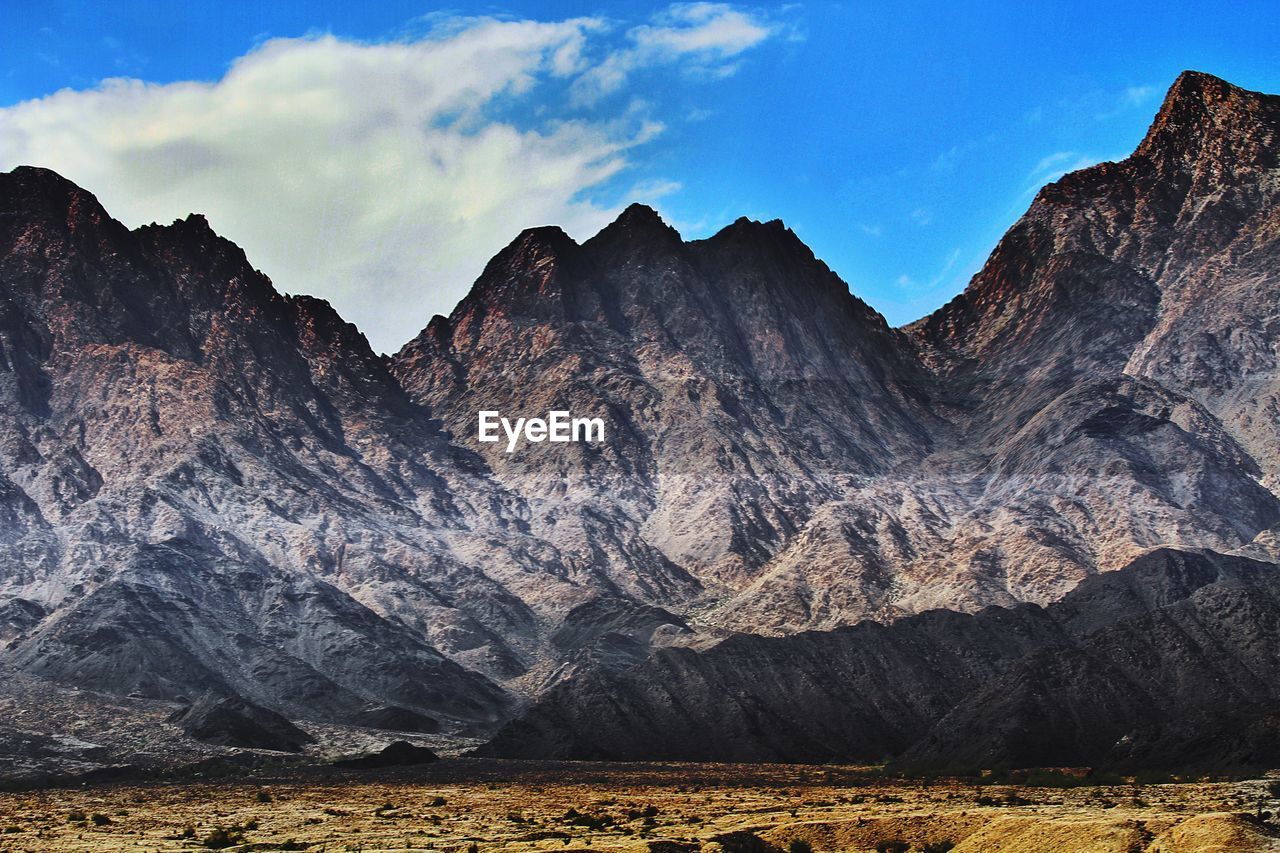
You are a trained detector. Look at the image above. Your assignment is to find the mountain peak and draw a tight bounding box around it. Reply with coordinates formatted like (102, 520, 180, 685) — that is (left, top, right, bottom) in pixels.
(1164, 69, 1240, 105)
(615, 202, 667, 227)
(1135, 70, 1278, 164)
(2, 165, 82, 195)
(587, 202, 680, 247)
(0, 165, 123, 244)
(719, 215, 789, 236)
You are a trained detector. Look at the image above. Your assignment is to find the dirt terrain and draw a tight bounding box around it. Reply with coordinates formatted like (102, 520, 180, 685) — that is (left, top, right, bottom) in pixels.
(0, 761, 1277, 852)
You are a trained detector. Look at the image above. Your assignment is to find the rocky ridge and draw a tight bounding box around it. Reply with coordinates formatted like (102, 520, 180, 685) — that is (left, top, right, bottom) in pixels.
(482, 547, 1280, 769)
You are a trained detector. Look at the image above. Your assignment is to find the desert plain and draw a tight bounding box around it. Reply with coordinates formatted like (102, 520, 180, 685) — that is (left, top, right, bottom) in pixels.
(0, 761, 1278, 852)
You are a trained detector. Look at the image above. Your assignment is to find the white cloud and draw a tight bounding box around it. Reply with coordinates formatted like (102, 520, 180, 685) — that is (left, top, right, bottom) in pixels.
(0, 8, 776, 353)
(572, 3, 775, 105)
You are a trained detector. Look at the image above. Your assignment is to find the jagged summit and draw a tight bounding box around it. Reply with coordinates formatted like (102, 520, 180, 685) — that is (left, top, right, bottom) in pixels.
(613, 201, 668, 227)
(583, 201, 682, 252)
(1129, 70, 1280, 176)
(1, 164, 89, 199)
(0, 165, 131, 251)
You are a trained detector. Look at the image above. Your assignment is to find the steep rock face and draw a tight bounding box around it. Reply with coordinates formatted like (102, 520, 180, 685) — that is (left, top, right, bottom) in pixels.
(897, 71, 1280, 584)
(482, 548, 1280, 769)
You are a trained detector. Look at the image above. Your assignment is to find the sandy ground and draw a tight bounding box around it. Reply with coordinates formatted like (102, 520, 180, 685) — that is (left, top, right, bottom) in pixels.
(0, 760, 1277, 852)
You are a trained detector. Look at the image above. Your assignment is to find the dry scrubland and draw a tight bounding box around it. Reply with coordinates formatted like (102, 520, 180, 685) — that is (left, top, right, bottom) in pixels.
(0, 762, 1278, 852)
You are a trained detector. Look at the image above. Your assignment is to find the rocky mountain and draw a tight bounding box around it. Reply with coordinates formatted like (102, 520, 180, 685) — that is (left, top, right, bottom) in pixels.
(481, 547, 1280, 770)
(0, 167, 523, 727)
(393, 70, 1280, 639)
(0, 70, 1277, 769)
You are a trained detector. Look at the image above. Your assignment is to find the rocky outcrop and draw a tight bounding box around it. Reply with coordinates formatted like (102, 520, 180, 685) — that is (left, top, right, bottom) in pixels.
(168, 693, 314, 752)
(332, 740, 439, 768)
(349, 706, 441, 734)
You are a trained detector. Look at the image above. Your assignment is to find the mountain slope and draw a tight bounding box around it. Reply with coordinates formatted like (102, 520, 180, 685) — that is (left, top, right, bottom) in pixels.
(482, 547, 1280, 769)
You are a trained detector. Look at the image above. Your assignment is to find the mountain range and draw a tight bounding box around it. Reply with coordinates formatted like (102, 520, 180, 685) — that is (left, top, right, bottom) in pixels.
(0, 70, 1277, 771)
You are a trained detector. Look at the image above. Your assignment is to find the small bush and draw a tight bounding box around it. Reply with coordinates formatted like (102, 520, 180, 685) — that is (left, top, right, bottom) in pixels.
(923, 842, 956, 853)
(202, 824, 247, 849)
(66, 810, 87, 823)
(90, 813, 111, 826)
(430, 795, 447, 807)
(1268, 780, 1280, 799)
(256, 789, 274, 803)
(789, 840, 814, 853)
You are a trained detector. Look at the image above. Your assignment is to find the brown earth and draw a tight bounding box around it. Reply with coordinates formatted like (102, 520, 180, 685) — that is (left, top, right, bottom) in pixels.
(0, 761, 1276, 851)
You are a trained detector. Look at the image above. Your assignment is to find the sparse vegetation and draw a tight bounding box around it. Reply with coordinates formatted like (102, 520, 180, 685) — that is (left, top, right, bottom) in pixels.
(202, 824, 248, 848)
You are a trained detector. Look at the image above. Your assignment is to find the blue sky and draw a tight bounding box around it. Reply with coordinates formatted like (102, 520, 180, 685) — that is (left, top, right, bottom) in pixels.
(3, 2, 1278, 352)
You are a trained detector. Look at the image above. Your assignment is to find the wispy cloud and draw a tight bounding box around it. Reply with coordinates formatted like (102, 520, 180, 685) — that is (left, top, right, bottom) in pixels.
(0, 7, 780, 352)
(895, 248, 962, 293)
(627, 178, 684, 202)
(1093, 83, 1158, 120)
(1023, 150, 1104, 194)
(1120, 85, 1155, 108)
(572, 3, 776, 104)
